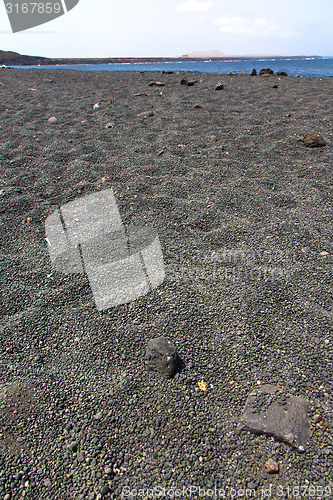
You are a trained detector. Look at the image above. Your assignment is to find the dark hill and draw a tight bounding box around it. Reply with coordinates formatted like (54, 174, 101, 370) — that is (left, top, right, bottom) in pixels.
(0, 49, 49, 65)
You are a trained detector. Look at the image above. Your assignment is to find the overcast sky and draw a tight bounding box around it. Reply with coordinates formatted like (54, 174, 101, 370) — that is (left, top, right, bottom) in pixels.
(0, 0, 332, 58)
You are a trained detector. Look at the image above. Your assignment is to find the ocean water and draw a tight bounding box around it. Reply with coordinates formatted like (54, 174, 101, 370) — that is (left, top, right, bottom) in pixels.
(13, 57, 333, 78)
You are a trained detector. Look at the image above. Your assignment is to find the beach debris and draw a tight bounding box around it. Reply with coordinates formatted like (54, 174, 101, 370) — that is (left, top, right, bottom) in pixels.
(47, 116, 57, 124)
(134, 92, 149, 96)
(93, 103, 100, 109)
(145, 337, 178, 378)
(300, 130, 326, 147)
(239, 384, 310, 452)
(215, 83, 224, 90)
(265, 458, 279, 474)
(198, 380, 207, 394)
(136, 110, 154, 119)
(259, 68, 273, 76)
(105, 122, 115, 129)
(148, 80, 165, 86)
(250, 68, 257, 76)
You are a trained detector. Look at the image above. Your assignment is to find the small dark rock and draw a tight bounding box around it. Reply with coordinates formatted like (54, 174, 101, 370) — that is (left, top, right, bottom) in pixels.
(145, 336, 179, 378)
(180, 78, 188, 85)
(302, 130, 326, 147)
(162, 69, 173, 74)
(136, 110, 154, 118)
(67, 441, 78, 452)
(250, 68, 257, 76)
(275, 71, 288, 76)
(186, 80, 197, 86)
(148, 80, 165, 86)
(272, 85, 279, 88)
(215, 83, 224, 90)
(101, 485, 111, 495)
(259, 68, 273, 75)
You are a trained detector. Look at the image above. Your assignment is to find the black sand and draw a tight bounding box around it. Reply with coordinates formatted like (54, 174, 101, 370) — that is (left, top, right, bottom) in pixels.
(0, 69, 332, 499)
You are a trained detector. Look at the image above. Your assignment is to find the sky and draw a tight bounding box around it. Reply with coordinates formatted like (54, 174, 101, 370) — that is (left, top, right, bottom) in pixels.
(0, 0, 332, 58)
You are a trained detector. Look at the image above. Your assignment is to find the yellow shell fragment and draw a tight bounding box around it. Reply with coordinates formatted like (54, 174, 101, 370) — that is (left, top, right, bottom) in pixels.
(198, 380, 207, 393)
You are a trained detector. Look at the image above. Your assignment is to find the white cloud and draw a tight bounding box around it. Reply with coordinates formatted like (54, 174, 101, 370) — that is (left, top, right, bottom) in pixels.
(214, 15, 299, 38)
(176, 0, 215, 12)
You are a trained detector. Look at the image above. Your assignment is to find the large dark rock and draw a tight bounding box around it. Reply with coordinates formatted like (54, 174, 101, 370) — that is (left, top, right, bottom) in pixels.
(239, 384, 310, 452)
(249, 68, 257, 76)
(145, 337, 178, 378)
(259, 68, 273, 76)
(275, 71, 288, 76)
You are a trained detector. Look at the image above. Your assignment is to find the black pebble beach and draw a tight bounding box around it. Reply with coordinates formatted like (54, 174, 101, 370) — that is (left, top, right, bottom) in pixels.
(0, 68, 332, 499)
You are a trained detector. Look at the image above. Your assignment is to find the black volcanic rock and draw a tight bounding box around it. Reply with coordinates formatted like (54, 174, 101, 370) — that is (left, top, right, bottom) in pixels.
(145, 337, 179, 378)
(259, 68, 274, 75)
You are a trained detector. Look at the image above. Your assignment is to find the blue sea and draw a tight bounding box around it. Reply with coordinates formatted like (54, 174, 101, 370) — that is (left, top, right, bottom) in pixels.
(13, 57, 333, 78)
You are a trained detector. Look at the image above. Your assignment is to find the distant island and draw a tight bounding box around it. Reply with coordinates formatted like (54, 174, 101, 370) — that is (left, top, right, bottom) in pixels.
(0, 49, 323, 66)
(185, 50, 227, 58)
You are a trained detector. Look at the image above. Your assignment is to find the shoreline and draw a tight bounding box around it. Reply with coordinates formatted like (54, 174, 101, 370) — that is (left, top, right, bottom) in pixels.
(0, 49, 328, 66)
